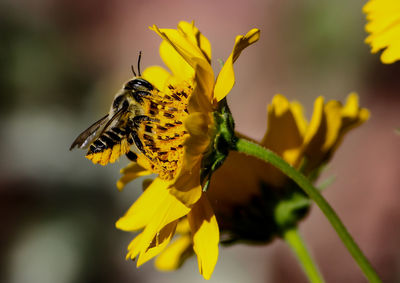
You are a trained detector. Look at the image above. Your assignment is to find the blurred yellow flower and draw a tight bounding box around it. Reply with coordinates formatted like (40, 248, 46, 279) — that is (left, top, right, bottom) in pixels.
(116, 21, 259, 279)
(364, 0, 400, 64)
(132, 93, 370, 267)
(209, 93, 370, 240)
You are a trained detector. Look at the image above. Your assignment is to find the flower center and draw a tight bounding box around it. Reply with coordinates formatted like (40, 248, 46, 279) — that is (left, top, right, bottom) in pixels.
(137, 82, 192, 180)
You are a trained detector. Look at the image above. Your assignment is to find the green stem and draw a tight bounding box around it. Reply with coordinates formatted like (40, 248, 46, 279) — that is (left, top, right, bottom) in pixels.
(235, 138, 381, 283)
(283, 228, 325, 283)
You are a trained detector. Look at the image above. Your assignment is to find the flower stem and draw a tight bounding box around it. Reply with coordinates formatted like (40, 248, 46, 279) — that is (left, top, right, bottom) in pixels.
(283, 228, 325, 283)
(235, 138, 381, 283)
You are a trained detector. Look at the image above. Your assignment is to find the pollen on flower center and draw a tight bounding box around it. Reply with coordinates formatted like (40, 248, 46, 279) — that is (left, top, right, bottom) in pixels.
(137, 82, 192, 180)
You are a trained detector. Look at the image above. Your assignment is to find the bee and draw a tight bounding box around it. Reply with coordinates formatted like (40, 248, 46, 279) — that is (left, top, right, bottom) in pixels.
(70, 53, 157, 165)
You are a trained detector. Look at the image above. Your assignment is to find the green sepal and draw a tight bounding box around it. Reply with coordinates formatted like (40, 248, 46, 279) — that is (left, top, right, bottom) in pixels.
(274, 189, 311, 230)
(200, 98, 237, 191)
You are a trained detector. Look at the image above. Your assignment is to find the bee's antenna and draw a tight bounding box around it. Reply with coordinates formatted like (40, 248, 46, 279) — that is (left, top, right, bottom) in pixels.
(131, 65, 137, 77)
(137, 51, 142, 77)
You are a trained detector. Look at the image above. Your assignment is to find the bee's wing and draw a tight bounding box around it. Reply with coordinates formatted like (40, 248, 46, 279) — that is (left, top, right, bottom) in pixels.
(97, 105, 128, 137)
(70, 105, 130, 151)
(84, 106, 133, 166)
(70, 114, 109, 150)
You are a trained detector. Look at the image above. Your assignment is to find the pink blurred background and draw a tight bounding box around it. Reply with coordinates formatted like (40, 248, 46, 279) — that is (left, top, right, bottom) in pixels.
(1, 0, 399, 282)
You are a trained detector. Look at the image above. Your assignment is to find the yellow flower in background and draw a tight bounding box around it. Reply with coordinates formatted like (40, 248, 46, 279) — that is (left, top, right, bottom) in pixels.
(128, 93, 370, 264)
(207, 93, 369, 241)
(116, 21, 260, 279)
(300, 93, 370, 174)
(262, 92, 369, 183)
(364, 0, 400, 64)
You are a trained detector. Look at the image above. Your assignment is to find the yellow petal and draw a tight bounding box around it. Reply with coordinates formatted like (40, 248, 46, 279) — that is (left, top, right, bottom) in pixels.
(116, 178, 171, 231)
(321, 100, 342, 151)
(381, 41, 400, 64)
(167, 112, 211, 207)
(370, 23, 400, 63)
(169, 170, 203, 207)
(184, 112, 212, 157)
(299, 96, 328, 172)
(150, 23, 213, 75)
(159, 40, 194, 81)
(117, 163, 152, 191)
(155, 234, 193, 271)
(331, 93, 370, 153)
(341, 92, 360, 119)
(302, 96, 325, 147)
(190, 59, 215, 109)
(126, 190, 190, 262)
(137, 220, 178, 267)
(126, 232, 143, 260)
(142, 66, 171, 91)
(341, 93, 370, 127)
(290, 101, 308, 137)
(177, 21, 212, 63)
(363, 0, 400, 63)
(261, 94, 307, 166)
(213, 28, 260, 102)
(364, 9, 398, 35)
(188, 195, 219, 280)
(302, 93, 370, 172)
(176, 217, 190, 234)
(152, 24, 215, 101)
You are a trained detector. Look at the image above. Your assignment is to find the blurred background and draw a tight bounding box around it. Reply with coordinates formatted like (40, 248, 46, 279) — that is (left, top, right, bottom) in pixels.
(1, 0, 399, 282)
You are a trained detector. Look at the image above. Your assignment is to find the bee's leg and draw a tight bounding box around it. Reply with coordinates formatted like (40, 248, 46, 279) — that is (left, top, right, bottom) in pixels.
(130, 130, 156, 162)
(132, 115, 151, 122)
(131, 115, 159, 127)
(125, 151, 138, 162)
(130, 130, 145, 154)
(132, 91, 152, 104)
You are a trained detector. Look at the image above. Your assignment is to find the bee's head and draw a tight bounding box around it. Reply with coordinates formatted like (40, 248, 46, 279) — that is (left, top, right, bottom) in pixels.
(125, 53, 153, 92)
(124, 78, 154, 92)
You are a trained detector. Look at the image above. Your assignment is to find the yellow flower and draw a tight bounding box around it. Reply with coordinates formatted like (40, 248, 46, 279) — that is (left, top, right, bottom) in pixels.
(253, 93, 370, 186)
(214, 93, 369, 239)
(116, 21, 260, 279)
(364, 0, 400, 64)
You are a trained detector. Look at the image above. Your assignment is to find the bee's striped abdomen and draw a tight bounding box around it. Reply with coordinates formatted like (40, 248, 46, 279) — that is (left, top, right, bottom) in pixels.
(86, 127, 132, 165)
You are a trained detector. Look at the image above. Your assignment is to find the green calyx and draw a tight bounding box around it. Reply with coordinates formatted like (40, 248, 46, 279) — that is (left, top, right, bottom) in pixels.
(200, 98, 237, 191)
